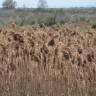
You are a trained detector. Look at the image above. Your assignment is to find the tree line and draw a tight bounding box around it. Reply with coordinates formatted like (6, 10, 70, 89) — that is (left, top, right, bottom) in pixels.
(2, 0, 48, 9)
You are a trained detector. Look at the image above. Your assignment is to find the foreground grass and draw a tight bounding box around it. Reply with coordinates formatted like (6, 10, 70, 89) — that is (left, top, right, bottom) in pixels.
(0, 24, 96, 96)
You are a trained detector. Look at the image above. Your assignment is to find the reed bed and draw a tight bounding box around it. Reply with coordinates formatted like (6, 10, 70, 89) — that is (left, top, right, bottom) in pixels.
(0, 24, 96, 96)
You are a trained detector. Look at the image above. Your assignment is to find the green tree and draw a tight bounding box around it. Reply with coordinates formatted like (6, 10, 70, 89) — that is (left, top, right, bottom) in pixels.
(2, 0, 17, 9)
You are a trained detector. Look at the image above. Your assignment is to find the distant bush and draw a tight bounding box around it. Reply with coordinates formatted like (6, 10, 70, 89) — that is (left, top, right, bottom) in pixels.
(92, 23, 96, 29)
(64, 16, 71, 23)
(29, 20, 35, 25)
(45, 16, 56, 26)
(15, 15, 35, 26)
(15, 16, 26, 26)
(79, 16, 86, 21)
(59, 20, 65, 25)
(0, 21, 5, 27)
(70, 15, 86, 23)
(37, 15, 57, 27)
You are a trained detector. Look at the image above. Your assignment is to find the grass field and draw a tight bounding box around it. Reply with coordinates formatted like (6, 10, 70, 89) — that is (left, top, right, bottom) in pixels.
(0, 23, 96, 96)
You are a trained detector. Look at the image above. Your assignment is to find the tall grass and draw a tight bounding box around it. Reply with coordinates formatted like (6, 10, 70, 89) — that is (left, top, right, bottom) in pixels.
(0, 24, 96, 96)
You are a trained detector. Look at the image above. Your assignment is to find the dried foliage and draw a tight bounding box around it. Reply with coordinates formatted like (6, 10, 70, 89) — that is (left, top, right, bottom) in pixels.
(0, 24, 96, 96)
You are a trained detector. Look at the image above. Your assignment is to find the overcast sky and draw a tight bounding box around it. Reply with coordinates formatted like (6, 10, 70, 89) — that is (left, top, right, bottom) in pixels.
(0, 0, 96, 8)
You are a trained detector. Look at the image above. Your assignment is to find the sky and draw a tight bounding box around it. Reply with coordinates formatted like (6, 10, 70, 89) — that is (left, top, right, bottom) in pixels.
(0, 0, 96, 8)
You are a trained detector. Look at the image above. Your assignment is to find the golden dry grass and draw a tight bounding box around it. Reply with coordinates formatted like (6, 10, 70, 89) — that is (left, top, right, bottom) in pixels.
(0, 24, 96, 96)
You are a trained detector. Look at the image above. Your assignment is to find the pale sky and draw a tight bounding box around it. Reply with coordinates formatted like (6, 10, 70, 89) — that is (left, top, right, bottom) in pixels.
(0, 0, 96, 8)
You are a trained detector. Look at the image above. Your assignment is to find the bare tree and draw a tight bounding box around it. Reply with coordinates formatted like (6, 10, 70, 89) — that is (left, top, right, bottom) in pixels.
(2, 0, 17, 9)
(38, 0, 48, 9)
